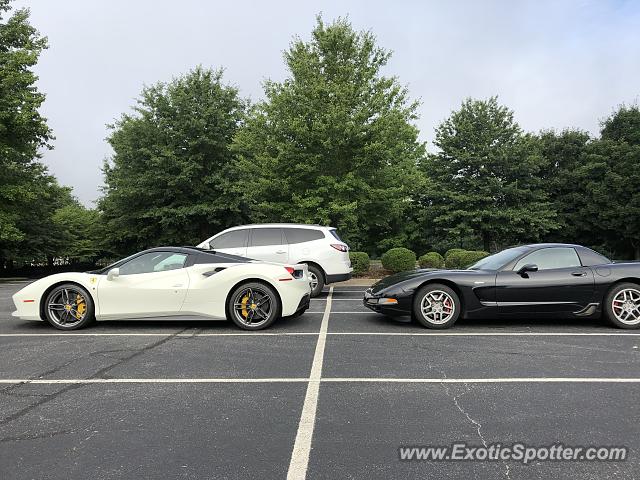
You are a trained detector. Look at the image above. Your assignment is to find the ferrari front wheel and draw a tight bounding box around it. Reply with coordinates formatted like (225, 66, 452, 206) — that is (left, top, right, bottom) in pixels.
(227, 282, 281, 330)
(412, 283, 461, 329)
(44, 283, 95, 330)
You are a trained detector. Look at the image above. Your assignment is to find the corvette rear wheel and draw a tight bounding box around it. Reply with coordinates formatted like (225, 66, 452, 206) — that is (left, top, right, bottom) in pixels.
(605, 283, 640, 329)
(227, 282, 281, 330)
(44, 283, 95, 330)
(413, 283, 461, 329)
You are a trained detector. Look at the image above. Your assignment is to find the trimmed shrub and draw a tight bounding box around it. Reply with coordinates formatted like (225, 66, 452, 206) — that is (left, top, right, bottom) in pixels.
(445, 248, 466, 260)
(381, 247, 417, 273)
(418, 252, 445, 269)
(445, 250, 490, 269)
(459, 250, 490, 267)
(349, 251, 370, 275)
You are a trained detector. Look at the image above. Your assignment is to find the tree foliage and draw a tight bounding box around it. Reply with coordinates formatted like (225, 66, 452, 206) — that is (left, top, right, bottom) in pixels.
(0, 0, 52, 262)
(99, 67, 248, 254)
(233, 16, 424, 253)
(420, 97, 557, 252)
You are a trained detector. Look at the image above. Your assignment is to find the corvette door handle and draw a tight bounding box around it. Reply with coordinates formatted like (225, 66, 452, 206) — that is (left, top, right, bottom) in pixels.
(571, 272, 587, 277)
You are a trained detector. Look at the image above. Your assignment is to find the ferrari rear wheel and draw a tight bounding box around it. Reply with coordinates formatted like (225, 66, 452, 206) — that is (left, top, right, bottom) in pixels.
(227, 282, 281, 330)
(44, 283, 95, 330)
(605, 283, 640, 329)
(413, 283, 461, 329)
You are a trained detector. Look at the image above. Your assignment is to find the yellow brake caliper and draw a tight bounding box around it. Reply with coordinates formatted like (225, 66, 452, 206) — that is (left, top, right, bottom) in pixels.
(241, 294, 250, 318)
(75, 294, 87, 319)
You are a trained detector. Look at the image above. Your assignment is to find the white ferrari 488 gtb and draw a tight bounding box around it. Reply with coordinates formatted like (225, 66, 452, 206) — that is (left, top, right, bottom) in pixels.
(11, 247, 311, 330)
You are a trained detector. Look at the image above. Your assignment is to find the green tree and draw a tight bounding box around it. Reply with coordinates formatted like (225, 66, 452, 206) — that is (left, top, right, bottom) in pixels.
(575, 105, 640, 259)
(0, 0, 53, 268)
(537, 129, 591, 244)
(99, 67, 248, 254)
(233, 16, 424, 253)
(420, 97, 557, 252)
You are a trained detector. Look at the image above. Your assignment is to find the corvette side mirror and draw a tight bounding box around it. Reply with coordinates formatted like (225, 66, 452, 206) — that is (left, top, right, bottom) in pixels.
(107, 268, 120, 281)
(517, 264, 538, 277)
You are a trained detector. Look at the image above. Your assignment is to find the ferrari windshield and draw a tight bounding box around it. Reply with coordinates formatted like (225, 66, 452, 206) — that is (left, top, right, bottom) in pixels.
(467, 246, 530, 271)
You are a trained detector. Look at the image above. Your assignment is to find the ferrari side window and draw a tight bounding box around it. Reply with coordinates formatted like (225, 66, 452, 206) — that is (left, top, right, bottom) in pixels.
(513, 248, 581, 271)
(119, 252, 187, 275)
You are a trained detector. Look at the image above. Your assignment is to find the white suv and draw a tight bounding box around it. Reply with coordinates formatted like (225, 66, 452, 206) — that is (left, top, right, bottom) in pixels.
(198, 224, 352, 297)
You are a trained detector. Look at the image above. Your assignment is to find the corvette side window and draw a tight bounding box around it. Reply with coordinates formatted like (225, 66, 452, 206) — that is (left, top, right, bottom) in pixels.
(119, 252, 188, 275)
(513, 248, 581, 271)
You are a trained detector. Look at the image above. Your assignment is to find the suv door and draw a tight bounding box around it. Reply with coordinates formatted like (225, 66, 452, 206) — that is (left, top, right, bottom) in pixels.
(495, 247, 595, 315)
(245, 228, 289, 263)
(209, 229, 249, 257)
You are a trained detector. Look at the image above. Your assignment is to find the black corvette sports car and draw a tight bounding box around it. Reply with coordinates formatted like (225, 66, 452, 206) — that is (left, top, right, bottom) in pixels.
(364, 243, 640, 329)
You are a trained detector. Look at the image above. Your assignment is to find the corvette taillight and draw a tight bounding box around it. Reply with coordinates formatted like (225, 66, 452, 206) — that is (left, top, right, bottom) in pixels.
(331, 244, 348, 252)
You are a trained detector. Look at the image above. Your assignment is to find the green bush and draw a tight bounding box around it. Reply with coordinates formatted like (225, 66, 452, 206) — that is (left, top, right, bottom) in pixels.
(445, 250, 490, 269)
(460, 250, 490, 267)
(418, 252, 445, 269)
(445, 248, 466, 260)
(381, 247, 417, 273)
(349, 251, 370, 275)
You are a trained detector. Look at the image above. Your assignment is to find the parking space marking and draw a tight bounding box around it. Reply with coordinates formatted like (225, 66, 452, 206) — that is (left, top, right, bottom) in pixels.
(3, 377, 640, 384)
(2, 331, 637, 337)
(0, 378, 310, 384)
(287, 286, 333, 480)
(326, 332, 640, 336)
(0, 332, 320, 337)
(322, 377, 640, 383)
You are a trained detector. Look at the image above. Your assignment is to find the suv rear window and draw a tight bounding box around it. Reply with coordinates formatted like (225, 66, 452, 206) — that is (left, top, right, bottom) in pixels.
(250, 228, 284, 247)
(329, 229, 343, 242)
(283, 228, 324, 244)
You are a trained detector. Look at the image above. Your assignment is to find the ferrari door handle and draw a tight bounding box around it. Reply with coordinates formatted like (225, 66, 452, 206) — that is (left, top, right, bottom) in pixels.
(571, 272, 587, 277)
(172, 283, 184, 287)
(276, 250, 286, 254)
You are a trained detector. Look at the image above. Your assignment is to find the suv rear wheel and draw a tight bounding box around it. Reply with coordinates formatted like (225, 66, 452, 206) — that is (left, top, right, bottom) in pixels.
(307, 265, 325, 298)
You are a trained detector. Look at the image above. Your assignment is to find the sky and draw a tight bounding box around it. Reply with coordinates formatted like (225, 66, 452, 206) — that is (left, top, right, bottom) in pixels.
(12, 0, 640, 206)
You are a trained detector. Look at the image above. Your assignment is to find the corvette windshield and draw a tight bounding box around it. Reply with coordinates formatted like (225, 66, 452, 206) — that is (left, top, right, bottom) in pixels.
(467, 246, 530, 271)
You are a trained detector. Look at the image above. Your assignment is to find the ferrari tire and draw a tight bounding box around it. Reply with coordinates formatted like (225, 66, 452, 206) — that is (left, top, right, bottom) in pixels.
(227, 282, 281, 330)
(604, 282, 640, 329)
(307, 265, 325, 298)
(412, 283, 461, 329)
(43, 283, 96, 330)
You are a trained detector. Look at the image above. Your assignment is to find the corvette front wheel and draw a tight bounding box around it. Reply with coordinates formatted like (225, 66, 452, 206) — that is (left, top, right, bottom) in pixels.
(412, 284, 461, 329)
(227, 282, 281, 330)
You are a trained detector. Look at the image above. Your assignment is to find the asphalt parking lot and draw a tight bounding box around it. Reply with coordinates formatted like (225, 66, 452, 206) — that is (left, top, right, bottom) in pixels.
(1, 282, 640, 479)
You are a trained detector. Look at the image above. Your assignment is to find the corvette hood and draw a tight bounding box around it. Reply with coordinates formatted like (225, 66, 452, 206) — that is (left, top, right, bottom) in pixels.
(371, 268, 474, 294)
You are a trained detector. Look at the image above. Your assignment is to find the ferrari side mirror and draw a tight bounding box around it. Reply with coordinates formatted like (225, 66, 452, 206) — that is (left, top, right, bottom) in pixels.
(107, 268, 120, 281)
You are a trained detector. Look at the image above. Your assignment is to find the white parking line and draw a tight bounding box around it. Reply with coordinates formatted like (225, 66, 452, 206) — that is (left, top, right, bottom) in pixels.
(327, 332, 640, 336)
(0, 378, 310, 384)
(0, 332, 319, 337)
(1, 331, 637, 337)
(287, 286, 333, 480)
(2, 377, 640, 384)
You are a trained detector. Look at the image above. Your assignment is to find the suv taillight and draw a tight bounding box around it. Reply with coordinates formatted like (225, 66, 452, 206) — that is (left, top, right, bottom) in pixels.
(331, 244, 348, 252)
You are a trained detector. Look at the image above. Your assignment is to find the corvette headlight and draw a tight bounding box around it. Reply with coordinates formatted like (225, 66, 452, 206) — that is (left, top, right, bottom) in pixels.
(378, 298, 398, 305)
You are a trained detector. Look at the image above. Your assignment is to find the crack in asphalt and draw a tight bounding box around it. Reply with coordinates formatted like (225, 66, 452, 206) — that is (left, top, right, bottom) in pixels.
(0, 429, 74, 443)
(0, 328, 189, 428)
(426, 360, 511, 480)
